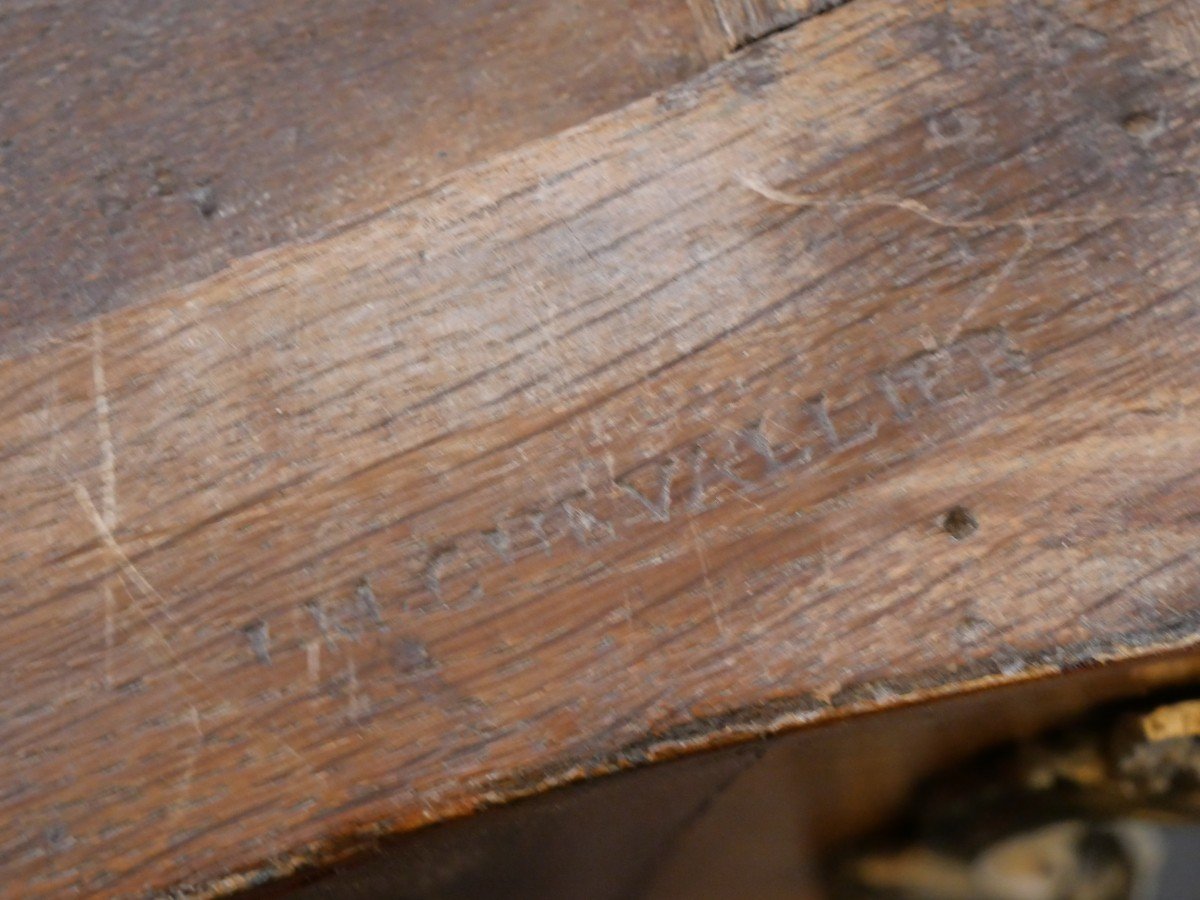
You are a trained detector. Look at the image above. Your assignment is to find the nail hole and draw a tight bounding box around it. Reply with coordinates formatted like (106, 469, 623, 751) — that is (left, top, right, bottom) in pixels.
(942, 505, 978, 540)
(1121, 110, 1161, 140)
(192, 183, 218, 218)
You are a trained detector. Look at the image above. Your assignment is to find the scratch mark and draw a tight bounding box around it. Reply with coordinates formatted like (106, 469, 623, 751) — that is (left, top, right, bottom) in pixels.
(74, 483, 175, 622)
(737, 174, 1194, 229)
(355, 579, 387, 629)
(169, 704, 204, 822)
(306, 640, 321, 682)
(346, 656, 362, 723)
(102, 585, 115, 689)
(688, 519, 727, 640)
(92, 321, 117, 530)
(92, 322, 120, 689)
(483, 527, 514, 564)
(243, 619, 271, 665)
(77, 479, 214, 819)
(306, 599, 339, 648)
(944, 223, 1035, 345)
(617, 458, 679, 522)
(736, 176, 1124, 349)
(73, 483, 333, 798)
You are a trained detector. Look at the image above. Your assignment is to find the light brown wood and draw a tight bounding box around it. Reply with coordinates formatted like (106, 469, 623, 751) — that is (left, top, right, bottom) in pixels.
(3, 0, 1200, 895)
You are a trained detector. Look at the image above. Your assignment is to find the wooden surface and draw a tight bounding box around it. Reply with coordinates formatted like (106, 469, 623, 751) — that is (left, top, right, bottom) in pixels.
(0, 0, 829, 357)
(246, 648, 1200, 899)
(244, 648, 1200, 899)
(0, 0, 695, 354)
(3, 0, 1200, 895)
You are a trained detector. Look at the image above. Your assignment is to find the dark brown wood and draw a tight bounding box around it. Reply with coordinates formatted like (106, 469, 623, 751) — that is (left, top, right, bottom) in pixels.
(0, 0, 844, 358)
(651, 648, 1200, 899)
(0, 0, 718, 355)
(3, 0, 1200, 896)
(251, 647, 1200, 899)
(247, 739, 762, 899)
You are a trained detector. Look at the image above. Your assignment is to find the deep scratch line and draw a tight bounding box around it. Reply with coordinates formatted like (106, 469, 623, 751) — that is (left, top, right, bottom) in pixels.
(946, 222, 1035, 344)
(738, 174, 1196, 229)
(74, 483, 333, 796)
(91, 322, 117, 530)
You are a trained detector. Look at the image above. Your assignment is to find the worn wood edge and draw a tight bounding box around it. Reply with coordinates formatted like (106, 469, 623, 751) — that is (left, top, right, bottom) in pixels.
(168, 628, 1200, 899)
(647, 651, 1200, 899)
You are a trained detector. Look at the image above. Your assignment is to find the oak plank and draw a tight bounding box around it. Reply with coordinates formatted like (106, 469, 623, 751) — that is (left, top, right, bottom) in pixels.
(3, 0, 1200, 894)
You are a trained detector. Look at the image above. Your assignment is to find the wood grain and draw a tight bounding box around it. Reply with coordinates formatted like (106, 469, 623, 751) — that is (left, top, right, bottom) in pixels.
(690, 0, 842, 54)
(3, 0, 1200, 895)
(0, 0, 712, 355)
(251, 649, 1200, 899)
